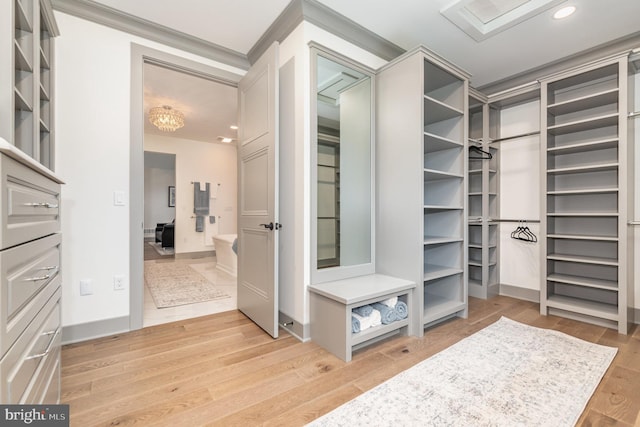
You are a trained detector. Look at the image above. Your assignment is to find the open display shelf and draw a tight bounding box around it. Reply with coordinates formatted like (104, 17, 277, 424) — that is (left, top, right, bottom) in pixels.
(540, 56, 632, 334)
(2, 0, 57, 169)
(376, 47, 469, 336)
(466, 89, 500, 299)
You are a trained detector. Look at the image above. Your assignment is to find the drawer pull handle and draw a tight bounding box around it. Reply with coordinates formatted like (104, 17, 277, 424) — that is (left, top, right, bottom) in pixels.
(24, 274, 51, 282)
(22, 202, 58, 208)
(25, 330, 59, 360)
(42, 330, 57, 336)
(24, 351, 49, 361)
(40, 266, 59, 271)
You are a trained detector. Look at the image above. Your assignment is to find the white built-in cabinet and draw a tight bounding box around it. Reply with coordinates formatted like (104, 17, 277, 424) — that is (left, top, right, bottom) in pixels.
(540, 54, 633, 334)
(376, 47, 469, 335)
(1, 0, 58, 170)
(0, 0, 61, 403)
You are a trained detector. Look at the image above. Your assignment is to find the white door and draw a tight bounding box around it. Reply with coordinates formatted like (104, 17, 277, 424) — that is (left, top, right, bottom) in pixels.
(237, 42, 280, 338)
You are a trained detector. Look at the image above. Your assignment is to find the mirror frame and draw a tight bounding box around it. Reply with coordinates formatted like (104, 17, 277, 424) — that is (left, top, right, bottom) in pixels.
(310, 43, 376, 284)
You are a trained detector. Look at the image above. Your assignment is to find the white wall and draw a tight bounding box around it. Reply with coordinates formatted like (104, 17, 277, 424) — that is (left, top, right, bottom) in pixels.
(498, 100, 541, 293)
(144, 152, 176, 234)
(277, 21, 387, 328)
(145, 135, 237, 254)
(54, 11, 244, 327)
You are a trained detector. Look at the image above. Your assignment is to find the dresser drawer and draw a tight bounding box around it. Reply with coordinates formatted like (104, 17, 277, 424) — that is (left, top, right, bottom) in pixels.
(0, 233, 61, 356)
(1, 155, 61, 250)
(0, 289, 61, 404)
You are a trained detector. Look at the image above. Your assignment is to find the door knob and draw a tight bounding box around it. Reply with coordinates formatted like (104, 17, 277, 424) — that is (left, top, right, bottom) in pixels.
(259, 222, 274, 230)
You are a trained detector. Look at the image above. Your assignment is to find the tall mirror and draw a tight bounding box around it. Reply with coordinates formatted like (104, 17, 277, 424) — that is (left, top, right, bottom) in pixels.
(311, 47, 375, 283)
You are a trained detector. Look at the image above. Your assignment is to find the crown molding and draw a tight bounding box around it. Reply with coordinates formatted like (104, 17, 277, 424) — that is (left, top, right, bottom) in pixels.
(51, 0, 250, 70)
(480, 31, 640, 95)
(248, 0, 405, 65)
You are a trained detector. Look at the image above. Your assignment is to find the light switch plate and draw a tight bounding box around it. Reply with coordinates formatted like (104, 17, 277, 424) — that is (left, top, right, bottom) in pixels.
(114, 191, 125, 206)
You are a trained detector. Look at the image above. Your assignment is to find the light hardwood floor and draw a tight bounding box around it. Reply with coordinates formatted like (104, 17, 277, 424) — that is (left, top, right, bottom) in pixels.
(61, 296, 640, 426)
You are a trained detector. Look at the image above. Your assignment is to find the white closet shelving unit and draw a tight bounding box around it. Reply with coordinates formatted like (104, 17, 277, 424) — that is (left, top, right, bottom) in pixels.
(1, 0, 58, 169)
(467, 89, 500, 299)
(540, 54, 633, 334)
(377, 46, 469, 336)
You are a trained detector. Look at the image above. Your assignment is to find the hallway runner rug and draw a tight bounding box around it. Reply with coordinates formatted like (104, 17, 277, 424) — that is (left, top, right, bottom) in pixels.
(145, 262, 229, 308)
(308, 317, 617, 427)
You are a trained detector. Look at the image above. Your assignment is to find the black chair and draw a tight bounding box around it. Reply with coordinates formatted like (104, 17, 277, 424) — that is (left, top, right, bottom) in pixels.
(155, 220, 175, 248)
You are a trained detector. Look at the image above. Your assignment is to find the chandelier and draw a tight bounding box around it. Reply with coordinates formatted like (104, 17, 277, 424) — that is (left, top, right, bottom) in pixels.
(149, 105, 185, 132)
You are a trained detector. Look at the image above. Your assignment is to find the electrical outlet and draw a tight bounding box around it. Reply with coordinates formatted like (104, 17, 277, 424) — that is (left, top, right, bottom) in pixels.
(113, 275, 125, 291)
(80, 279, 93, 296)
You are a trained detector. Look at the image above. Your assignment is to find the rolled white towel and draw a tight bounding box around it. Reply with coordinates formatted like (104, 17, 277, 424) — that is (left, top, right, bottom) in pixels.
(379, 296, 398, 308)
(352, 312, 374, 331)
(369, 308, 382, 327)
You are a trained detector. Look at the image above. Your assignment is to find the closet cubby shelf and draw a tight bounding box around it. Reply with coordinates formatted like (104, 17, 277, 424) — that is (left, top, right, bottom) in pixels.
(468, 243, 482, 249)
(547, 138, 618, 154)
(423, 295, 466, 324)
(39, 47, 50, 70)
(423, 264, 462, 281)
(547, 273, 618, 291)
(423, 168, 463, 181)
(547, 233, 618, 242)
(39, 84, 50, 102)
(14, 41, 33, 72)
(546, 295, 618, 321)
(468, 169, 482, 174)
(14, 89, 32, 112)
(351, 318, 411, 347)
(546, 253, 618, 266)
(547, 113, 618, 135)
(469, 279, 482, 287)
(423, 236, 463, 245)
(424, 205, 463, 211)
(39, 118, 49, 133)
(468, 192, 482, 196)
(547, 188, 618, 195)
(15, 0, 33, 31)
(546, 162, 618, 175)
(423, 95, 463, 124)
(424, 132, 463, 153)
(547, 88, 619, 116)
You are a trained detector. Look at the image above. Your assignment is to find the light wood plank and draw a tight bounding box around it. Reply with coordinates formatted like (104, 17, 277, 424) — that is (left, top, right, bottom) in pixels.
(61, 297, 639, 426)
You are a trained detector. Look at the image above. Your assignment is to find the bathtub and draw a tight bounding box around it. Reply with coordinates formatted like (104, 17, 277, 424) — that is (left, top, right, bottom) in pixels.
(212, 234, 237, 277)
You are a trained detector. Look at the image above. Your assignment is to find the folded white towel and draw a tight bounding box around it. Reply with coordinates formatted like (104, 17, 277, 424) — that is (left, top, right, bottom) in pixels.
(369, 308, 382, 327)
(379, 296, 398, 308)
(352, 312, 374, 331)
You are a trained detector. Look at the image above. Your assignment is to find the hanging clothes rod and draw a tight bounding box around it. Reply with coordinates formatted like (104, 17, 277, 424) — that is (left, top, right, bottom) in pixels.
(490, 131, 540, 143)
(489, 219, 541, 223)
(628, 221, 640, 225)
(629, 111, 640, 119)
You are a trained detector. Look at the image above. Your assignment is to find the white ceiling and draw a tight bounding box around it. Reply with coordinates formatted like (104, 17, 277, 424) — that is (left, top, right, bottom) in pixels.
(143, 63, 237, 143)
(95, 0, 640, 142)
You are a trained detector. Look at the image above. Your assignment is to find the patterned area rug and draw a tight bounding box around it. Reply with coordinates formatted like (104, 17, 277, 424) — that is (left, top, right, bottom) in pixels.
(309, 317, 617, 427)
(148, 241, 174, 256)
(145, 262, 230, 308)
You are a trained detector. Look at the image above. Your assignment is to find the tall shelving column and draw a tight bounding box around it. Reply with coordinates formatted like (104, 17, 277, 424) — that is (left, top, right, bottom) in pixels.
(467, 90, 500, 299)
(422, 58, 468, 326)
(540, 55, 631, 334)
(376, 46, 469, 337)
(1, 0, 58, 169)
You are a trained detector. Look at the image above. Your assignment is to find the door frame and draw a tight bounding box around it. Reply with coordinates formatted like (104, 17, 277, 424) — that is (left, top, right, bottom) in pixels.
(129, 44, 244, 330)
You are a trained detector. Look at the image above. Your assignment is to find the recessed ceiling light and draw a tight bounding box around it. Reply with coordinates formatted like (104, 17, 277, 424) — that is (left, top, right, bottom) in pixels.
(553, 5, 576, 19)
(230, 125, 238, 130)
(217, 136, 235, 143)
